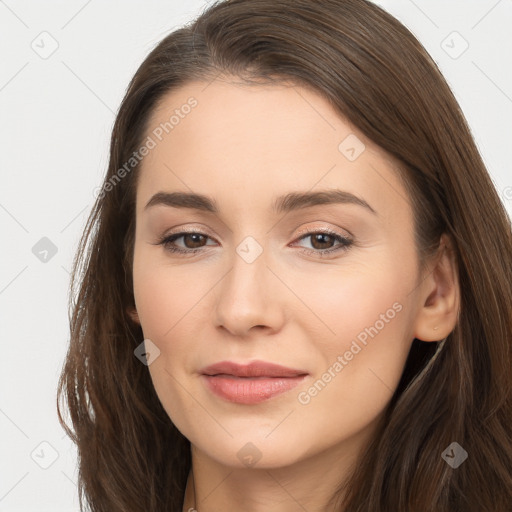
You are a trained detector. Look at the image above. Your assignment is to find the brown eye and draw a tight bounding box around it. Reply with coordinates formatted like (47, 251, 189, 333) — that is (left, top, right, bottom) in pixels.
(156, 229, 353, 257)
(309, 233, 337, 250)
(156, 231, 217, 255)
(180, 233, 208, 249)
(293, 230, 353, 257)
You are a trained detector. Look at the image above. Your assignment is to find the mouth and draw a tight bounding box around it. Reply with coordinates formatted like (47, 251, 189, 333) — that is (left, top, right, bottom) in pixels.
(201, 374, 308, 404)
(199, 360, 309, 404)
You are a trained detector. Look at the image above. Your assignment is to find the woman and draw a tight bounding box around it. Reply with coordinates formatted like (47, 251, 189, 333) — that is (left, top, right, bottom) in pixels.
(57, 0, 512, 510)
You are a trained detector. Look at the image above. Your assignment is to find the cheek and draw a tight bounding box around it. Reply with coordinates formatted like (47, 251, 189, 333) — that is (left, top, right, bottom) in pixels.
(131, 250, 216, 388)
(132, 256, 206, 433)
(296, 329, 410, 457)
(288, 260, 413, 418)
(132, 249, 209, 340)
(286, 258, 410, 352)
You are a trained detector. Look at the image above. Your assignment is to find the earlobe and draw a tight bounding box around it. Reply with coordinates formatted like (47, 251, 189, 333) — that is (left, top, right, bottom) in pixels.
(413, 234, 460, 342)
(127, 306, 141, 325)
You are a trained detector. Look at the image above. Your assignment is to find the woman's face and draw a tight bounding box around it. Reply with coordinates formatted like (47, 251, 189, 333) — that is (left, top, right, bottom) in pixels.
(129, 78, 428, 469)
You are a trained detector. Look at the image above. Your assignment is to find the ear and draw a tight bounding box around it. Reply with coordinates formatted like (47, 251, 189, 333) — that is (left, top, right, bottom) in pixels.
(127, 306, 141, 325)
(412, 233, 460, 342)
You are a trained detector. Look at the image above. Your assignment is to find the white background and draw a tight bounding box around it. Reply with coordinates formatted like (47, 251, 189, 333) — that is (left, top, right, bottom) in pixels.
(1, 1, 510, 510)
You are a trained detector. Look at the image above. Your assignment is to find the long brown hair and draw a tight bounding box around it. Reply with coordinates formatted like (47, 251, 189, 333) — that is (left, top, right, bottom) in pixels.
(57, 0, 512, 510)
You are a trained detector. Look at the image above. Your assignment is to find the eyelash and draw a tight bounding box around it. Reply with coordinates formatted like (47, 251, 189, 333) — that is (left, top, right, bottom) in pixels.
(155, 228, 353, 257)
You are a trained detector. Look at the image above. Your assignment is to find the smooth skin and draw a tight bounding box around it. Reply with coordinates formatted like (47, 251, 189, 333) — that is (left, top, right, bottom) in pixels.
(128, 77, 460, 512)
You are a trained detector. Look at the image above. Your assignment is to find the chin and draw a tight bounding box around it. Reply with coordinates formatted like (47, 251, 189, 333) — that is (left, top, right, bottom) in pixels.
(188, 428, 313, 470)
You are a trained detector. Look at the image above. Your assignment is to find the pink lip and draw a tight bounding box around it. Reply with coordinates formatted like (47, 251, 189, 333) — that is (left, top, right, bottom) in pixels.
(200, 360, 309, 404)
(200, 360, 308, 378)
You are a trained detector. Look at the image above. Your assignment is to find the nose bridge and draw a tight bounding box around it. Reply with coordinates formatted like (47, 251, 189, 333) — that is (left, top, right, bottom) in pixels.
(214, 232, 283, 334)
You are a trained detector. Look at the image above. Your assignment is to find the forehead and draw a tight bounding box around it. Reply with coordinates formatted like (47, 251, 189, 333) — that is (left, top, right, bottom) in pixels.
(145, 78, 368, 159)
(136, 78, 410, 222)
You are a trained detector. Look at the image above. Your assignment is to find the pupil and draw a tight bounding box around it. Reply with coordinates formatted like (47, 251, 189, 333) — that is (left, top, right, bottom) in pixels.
(313, 234, 332, 249)
(186, 234, 204, 248)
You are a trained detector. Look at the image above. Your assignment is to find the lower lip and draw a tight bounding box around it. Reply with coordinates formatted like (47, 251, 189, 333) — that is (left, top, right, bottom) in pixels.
(201, 374, 308, 404)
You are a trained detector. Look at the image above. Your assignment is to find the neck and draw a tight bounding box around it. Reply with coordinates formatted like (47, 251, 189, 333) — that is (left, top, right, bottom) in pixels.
(183, 469, 197, 512)
(181, 426, 377, 512)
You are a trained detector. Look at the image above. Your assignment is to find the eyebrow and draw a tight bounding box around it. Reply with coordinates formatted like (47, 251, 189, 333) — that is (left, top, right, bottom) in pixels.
(144, 189, 377, 216)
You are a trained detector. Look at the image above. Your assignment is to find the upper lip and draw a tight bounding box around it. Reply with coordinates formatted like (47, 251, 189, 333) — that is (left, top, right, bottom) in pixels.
(200, 360, 309, 378)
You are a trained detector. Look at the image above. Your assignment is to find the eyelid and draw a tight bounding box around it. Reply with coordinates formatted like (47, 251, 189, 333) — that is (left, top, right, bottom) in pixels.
(162, 224, 351, 243)
(163, 225, 217, 239)
(293, 224, 353, 240)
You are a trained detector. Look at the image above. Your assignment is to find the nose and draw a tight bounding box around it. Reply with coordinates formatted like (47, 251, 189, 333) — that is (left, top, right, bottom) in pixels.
(213, 241, 286, 338)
